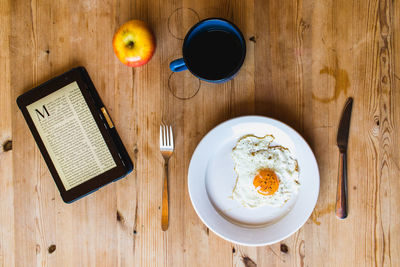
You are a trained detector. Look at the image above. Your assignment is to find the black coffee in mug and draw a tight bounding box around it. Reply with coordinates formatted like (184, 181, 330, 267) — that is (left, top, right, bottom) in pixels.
(170, 18, 246, 83)
(185, 30, 243, 81)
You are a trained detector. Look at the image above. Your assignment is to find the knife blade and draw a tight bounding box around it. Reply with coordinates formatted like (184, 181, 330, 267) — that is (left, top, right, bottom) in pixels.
(335, 97, 353, 219)
(337, 97, 353, 152)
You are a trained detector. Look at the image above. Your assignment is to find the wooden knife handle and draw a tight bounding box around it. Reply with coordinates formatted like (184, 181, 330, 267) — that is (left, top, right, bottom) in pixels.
(161, 162, 169, 231)
(336, 151, 348, 219)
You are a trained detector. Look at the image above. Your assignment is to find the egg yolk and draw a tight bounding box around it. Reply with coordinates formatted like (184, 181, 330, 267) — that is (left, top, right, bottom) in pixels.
(253, 169, 280, 196)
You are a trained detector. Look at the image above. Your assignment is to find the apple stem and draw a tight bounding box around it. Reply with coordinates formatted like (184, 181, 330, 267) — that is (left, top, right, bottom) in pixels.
(127, 41, 134, 49)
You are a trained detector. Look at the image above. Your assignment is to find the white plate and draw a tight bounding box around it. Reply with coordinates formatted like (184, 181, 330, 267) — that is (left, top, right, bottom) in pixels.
(188, 116, 319, 246)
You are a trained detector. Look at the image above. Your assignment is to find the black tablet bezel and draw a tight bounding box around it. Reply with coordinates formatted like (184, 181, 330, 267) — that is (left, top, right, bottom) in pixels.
(17, 68, 126, 203)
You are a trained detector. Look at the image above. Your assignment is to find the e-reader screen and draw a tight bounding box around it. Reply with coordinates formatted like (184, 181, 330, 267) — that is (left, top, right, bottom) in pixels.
(26, 81, 116, 190)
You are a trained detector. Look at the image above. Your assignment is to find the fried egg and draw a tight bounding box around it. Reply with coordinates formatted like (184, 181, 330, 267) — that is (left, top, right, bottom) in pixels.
(232, 134, 300, 208)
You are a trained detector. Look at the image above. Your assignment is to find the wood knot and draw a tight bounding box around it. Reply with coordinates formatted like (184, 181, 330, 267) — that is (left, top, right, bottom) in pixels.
(116, 210, 125, 223)
(299, 19, 310, 34)
(3, 140, 12, 152)
(249, 36, 256, 43)
(380, 48, 388, 62)
(280, 243, 288, 253)
(133, 230, 137, 235)
(371, 116, 380, 136)
(380, 25, 390, 38)
(48, 244, 56, 254)
(242, 256, 257, 267)
(232, 247, 236, 253)
(45, 49, 50, 54)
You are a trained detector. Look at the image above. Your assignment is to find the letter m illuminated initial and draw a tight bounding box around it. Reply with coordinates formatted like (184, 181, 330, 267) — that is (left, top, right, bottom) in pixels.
(35, 105, 50, 121)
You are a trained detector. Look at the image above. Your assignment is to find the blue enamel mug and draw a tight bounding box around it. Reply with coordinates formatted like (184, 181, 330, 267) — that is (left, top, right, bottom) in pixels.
(169, 18, 246, 83)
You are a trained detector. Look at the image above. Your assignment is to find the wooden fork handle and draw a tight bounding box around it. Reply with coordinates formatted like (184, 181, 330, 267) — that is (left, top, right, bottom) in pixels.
(161, 162, 169, 231)
(336, 151, 348, 219)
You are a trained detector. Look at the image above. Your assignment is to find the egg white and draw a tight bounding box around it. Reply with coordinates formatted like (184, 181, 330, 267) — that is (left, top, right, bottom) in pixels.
(232, 135, 300, 208)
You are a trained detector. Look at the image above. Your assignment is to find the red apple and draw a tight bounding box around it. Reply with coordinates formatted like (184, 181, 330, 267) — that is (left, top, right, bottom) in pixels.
(112, 20, 156, 67)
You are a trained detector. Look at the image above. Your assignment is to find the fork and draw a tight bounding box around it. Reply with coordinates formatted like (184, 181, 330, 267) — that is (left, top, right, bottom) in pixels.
(160, 123, 174, 231)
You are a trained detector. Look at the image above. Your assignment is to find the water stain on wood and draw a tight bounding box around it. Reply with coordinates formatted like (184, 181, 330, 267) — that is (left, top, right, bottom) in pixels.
(242, 255, 257, 267)
(3, 140, 12, 152)
(167, 71, 201, 100)
(313, 66, 350, 103)
(310, 203, 335, 225)
(48, 244, 56, 254)
(167, 7, 200, 40)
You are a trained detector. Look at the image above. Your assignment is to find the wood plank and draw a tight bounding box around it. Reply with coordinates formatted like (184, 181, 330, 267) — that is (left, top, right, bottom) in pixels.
(253, 0, 400, 266)
(10, 0, 43, 265)
(0, 1, 14, 267)
(255, 0, 309, 266)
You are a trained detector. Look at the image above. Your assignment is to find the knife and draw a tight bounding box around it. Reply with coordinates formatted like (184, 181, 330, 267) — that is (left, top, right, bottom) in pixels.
(336, 97, 353, 219)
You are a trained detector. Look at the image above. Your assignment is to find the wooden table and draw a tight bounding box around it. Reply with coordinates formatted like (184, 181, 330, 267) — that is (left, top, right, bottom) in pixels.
(1, 0, 399, 266)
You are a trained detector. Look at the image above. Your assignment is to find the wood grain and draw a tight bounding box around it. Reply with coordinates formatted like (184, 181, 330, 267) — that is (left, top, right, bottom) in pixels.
(1, 0, 400, 266)
(0, 0, 14, 266)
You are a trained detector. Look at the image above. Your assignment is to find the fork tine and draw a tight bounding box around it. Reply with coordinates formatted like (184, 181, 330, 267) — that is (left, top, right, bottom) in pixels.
(162, 124, 166, 146)
(161, 123, 164, 146)
(168, 125, 171, 147)
(169, 126, 174, 148)
(160, 125, 163, 147)
(165, 124, 170, 146)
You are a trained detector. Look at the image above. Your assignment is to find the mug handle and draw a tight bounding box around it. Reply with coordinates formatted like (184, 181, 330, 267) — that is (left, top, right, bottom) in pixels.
(169, 58, 188, 72)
